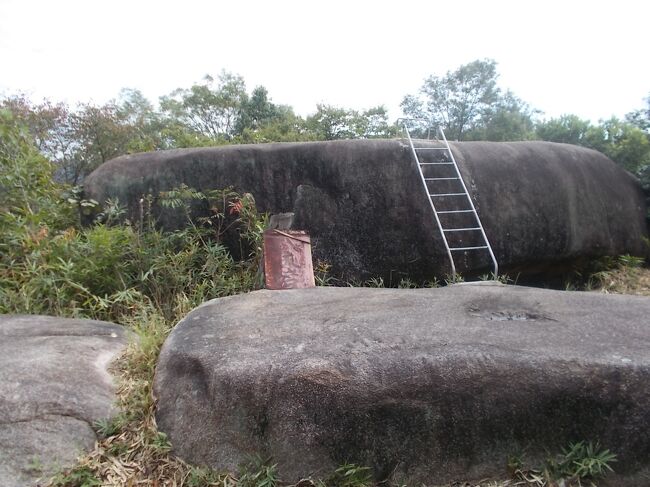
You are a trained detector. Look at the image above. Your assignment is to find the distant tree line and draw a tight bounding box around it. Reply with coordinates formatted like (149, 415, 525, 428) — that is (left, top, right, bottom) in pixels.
(1, 62, 649, 191)
(401, 60, 650, 180)
(0, 72, 395, 184)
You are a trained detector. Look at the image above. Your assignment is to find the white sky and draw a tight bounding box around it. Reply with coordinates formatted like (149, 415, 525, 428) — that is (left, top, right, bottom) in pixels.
(0, 0, 648, 122)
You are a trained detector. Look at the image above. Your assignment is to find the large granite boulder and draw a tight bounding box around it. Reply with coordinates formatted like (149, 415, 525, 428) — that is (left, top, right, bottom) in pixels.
(84, 140, 648, 281)
(154, 285, 650, 485)
(0, 315, 128, 486)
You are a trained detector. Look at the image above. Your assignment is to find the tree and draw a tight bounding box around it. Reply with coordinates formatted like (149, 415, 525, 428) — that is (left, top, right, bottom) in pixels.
(586, 118, 650, 174)
(353, 106, 396, 139)
(236, 86, 281, 133)
(305, 104, 395, 140)
(67, 102, 137, 183)
(535, 115, 593, 146)
(236, 104, 311, 144)
(0, 109, 70, 229)
(115, 88, 165, 152)
(159, 72, 247, 142)
(305, 104, 358, 140)
(465, 91, 538, 141)
(535, 115, 650, 176)
(0, 95, 77, 180)
(623, 95, 650, 214)
(1, 93, 167, 184)
(401, 59, 501, 140)
(626, 93, 650, 132)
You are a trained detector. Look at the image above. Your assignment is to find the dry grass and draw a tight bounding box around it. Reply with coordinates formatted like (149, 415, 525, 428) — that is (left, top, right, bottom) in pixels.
(48, 308, 194, 486)
(591, 265, 650, 297)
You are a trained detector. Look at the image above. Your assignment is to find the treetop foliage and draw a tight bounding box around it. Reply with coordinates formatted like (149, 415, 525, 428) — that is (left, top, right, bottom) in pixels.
(1, 63, 648, 190)
(1, 73, 395, 184)
(402, 59, 501, 141)
(400, 60, 649, 191)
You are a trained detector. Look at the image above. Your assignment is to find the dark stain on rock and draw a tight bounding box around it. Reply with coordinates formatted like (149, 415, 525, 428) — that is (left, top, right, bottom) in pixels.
(467, 306, 554, 322)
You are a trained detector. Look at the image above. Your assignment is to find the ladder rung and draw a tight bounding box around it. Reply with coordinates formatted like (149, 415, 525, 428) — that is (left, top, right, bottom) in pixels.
(401, 120, 499, 277)
(443, 227, 481, 232)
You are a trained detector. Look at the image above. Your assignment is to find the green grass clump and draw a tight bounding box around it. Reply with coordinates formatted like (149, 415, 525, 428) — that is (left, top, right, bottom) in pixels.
(324, 463, 373, 487)
(544, 441, 617, 484)
(51, 465, 101, 487)
(508, 441, 617, 487)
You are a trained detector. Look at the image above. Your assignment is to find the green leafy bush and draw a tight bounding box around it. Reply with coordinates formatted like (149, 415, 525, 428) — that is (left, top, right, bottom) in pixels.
(0, 111, 264, 324)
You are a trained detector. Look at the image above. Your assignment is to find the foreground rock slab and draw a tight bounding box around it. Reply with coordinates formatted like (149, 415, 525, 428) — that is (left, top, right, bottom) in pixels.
(0, 315, 128, 486)
(154, 285, 650, 485)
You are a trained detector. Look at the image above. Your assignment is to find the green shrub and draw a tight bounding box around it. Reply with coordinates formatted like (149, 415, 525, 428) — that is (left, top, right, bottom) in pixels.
(0, 112, 265, 324)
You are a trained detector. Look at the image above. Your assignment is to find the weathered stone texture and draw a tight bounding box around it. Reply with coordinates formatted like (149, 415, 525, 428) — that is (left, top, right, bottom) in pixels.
(0, 315, 128, 486)
(153, 285, 650, 485)
(83, 140, 648, 281)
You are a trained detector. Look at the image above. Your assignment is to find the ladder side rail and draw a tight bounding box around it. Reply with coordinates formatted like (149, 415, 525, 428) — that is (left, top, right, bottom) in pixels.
(437, 127, 499, 276)
(403, 122, 456, 277)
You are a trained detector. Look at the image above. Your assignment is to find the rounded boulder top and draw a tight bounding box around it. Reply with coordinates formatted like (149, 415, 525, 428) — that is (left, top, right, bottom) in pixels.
(84, 139, 649, 280)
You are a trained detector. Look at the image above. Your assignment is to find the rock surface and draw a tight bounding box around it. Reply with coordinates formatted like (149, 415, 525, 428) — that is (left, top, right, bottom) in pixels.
(0, 315, 128, 486)
(84, 139, 648, 281)
(154, 285, 650, 485)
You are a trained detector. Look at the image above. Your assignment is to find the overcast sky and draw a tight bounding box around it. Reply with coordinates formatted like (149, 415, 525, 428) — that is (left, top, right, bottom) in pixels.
(0, 0, 648, 122)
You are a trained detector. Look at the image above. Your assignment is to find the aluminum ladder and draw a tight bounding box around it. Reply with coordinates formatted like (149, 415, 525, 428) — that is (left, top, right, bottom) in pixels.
(399, 119, 498, 279)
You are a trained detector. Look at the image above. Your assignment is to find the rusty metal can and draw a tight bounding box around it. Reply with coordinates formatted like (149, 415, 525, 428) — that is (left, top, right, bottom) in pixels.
(263, 229, 315, 290)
